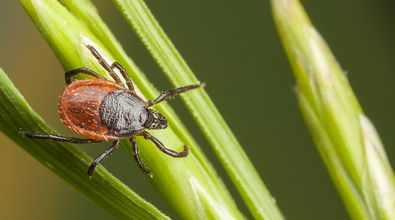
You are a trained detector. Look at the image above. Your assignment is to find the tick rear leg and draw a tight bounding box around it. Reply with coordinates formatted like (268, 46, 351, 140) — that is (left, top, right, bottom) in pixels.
(88, 140, 121, 177)
(20, 131, 102, 144)
(130, 137, 152, 176)
(111, 62, 134, 91)
(140, 131, 189, 157)
(65, 68, 105, 84)
(146, 83, 206, 107)
(86, 45, 123, 85)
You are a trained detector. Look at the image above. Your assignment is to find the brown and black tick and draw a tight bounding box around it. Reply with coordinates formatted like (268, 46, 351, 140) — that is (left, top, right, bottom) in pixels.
(20, 45, 204, 177)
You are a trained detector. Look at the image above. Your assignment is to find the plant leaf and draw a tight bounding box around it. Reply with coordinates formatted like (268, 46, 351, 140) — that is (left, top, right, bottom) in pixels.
(272, 0, 395, 219)
(112, 0, 284, 219)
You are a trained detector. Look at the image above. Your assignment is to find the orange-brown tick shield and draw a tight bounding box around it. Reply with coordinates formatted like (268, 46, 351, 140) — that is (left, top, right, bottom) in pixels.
(59, 78, 127, 141)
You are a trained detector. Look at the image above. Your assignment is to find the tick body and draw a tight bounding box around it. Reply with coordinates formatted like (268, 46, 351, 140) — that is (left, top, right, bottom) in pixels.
(59, 78, 147, 141)
(21, 45, 204, 177)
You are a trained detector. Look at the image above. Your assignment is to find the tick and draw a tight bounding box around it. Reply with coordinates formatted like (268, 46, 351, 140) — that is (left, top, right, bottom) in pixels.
(20, 45, 204, 177)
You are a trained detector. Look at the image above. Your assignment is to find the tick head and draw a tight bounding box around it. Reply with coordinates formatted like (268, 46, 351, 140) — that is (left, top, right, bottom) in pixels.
(144, 109, 168, 130)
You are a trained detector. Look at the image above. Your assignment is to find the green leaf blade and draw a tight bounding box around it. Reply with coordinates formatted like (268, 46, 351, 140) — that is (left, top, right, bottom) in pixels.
(112, 0, 284, 219)
(272, 0, 395, 219)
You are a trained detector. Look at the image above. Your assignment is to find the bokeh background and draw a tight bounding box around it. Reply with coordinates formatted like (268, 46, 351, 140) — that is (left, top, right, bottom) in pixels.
(1, 0, 395, 219)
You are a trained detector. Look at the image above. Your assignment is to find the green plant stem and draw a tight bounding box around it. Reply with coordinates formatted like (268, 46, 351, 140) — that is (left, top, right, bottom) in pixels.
(19, 0, 244, 219)
(113, 0, 284, 219)
(272, 0, 395, 219)
(0, 68, 169, 220)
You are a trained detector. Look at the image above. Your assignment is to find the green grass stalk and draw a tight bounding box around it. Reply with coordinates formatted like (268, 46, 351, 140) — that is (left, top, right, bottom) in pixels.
(112, 0, 284, 219)
(272, 0, 395, 219)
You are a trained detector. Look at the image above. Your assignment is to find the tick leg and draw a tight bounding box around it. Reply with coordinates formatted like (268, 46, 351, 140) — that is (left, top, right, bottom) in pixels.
(86, 45, 123, 85)
(130, 137, 152, 175)
(111, 62, 134, 91)
(88, 140, 120, 177)
(140, 131, 189, 157)
(65, 67, 105, 84)
(146, 83, 206, 107)
(20, 131, 101, 144)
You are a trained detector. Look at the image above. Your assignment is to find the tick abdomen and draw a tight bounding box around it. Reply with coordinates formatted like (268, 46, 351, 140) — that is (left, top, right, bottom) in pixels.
(59, 78, 142, 141)
(99, 90, 147, 136)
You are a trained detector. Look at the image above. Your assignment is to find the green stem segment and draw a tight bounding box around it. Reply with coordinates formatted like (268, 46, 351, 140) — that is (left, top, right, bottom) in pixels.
(19, 0, 244, 219)
(272, 0, 395, 219)
(113, 0, 284, 219)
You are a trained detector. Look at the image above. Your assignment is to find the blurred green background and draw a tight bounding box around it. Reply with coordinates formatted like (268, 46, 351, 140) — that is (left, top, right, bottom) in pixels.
(1, 0, 394, 219)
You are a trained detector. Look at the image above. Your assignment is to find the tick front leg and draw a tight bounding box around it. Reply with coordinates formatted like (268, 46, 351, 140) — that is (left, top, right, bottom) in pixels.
(65, 68, 105, 84)
(86, 45, 123, 85)
(111, 62, 134, 91)
(88, 140, 120, 178)
(140, 131, 189, 157)
(130, 137, 152, 176)
(20, 131, 102, 144)
(146, 83, 205, 107)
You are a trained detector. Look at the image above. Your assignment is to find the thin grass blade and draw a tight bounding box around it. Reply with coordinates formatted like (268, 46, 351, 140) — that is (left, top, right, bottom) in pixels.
(112, 0, 284, 219)
(272, 0, 395, 219)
